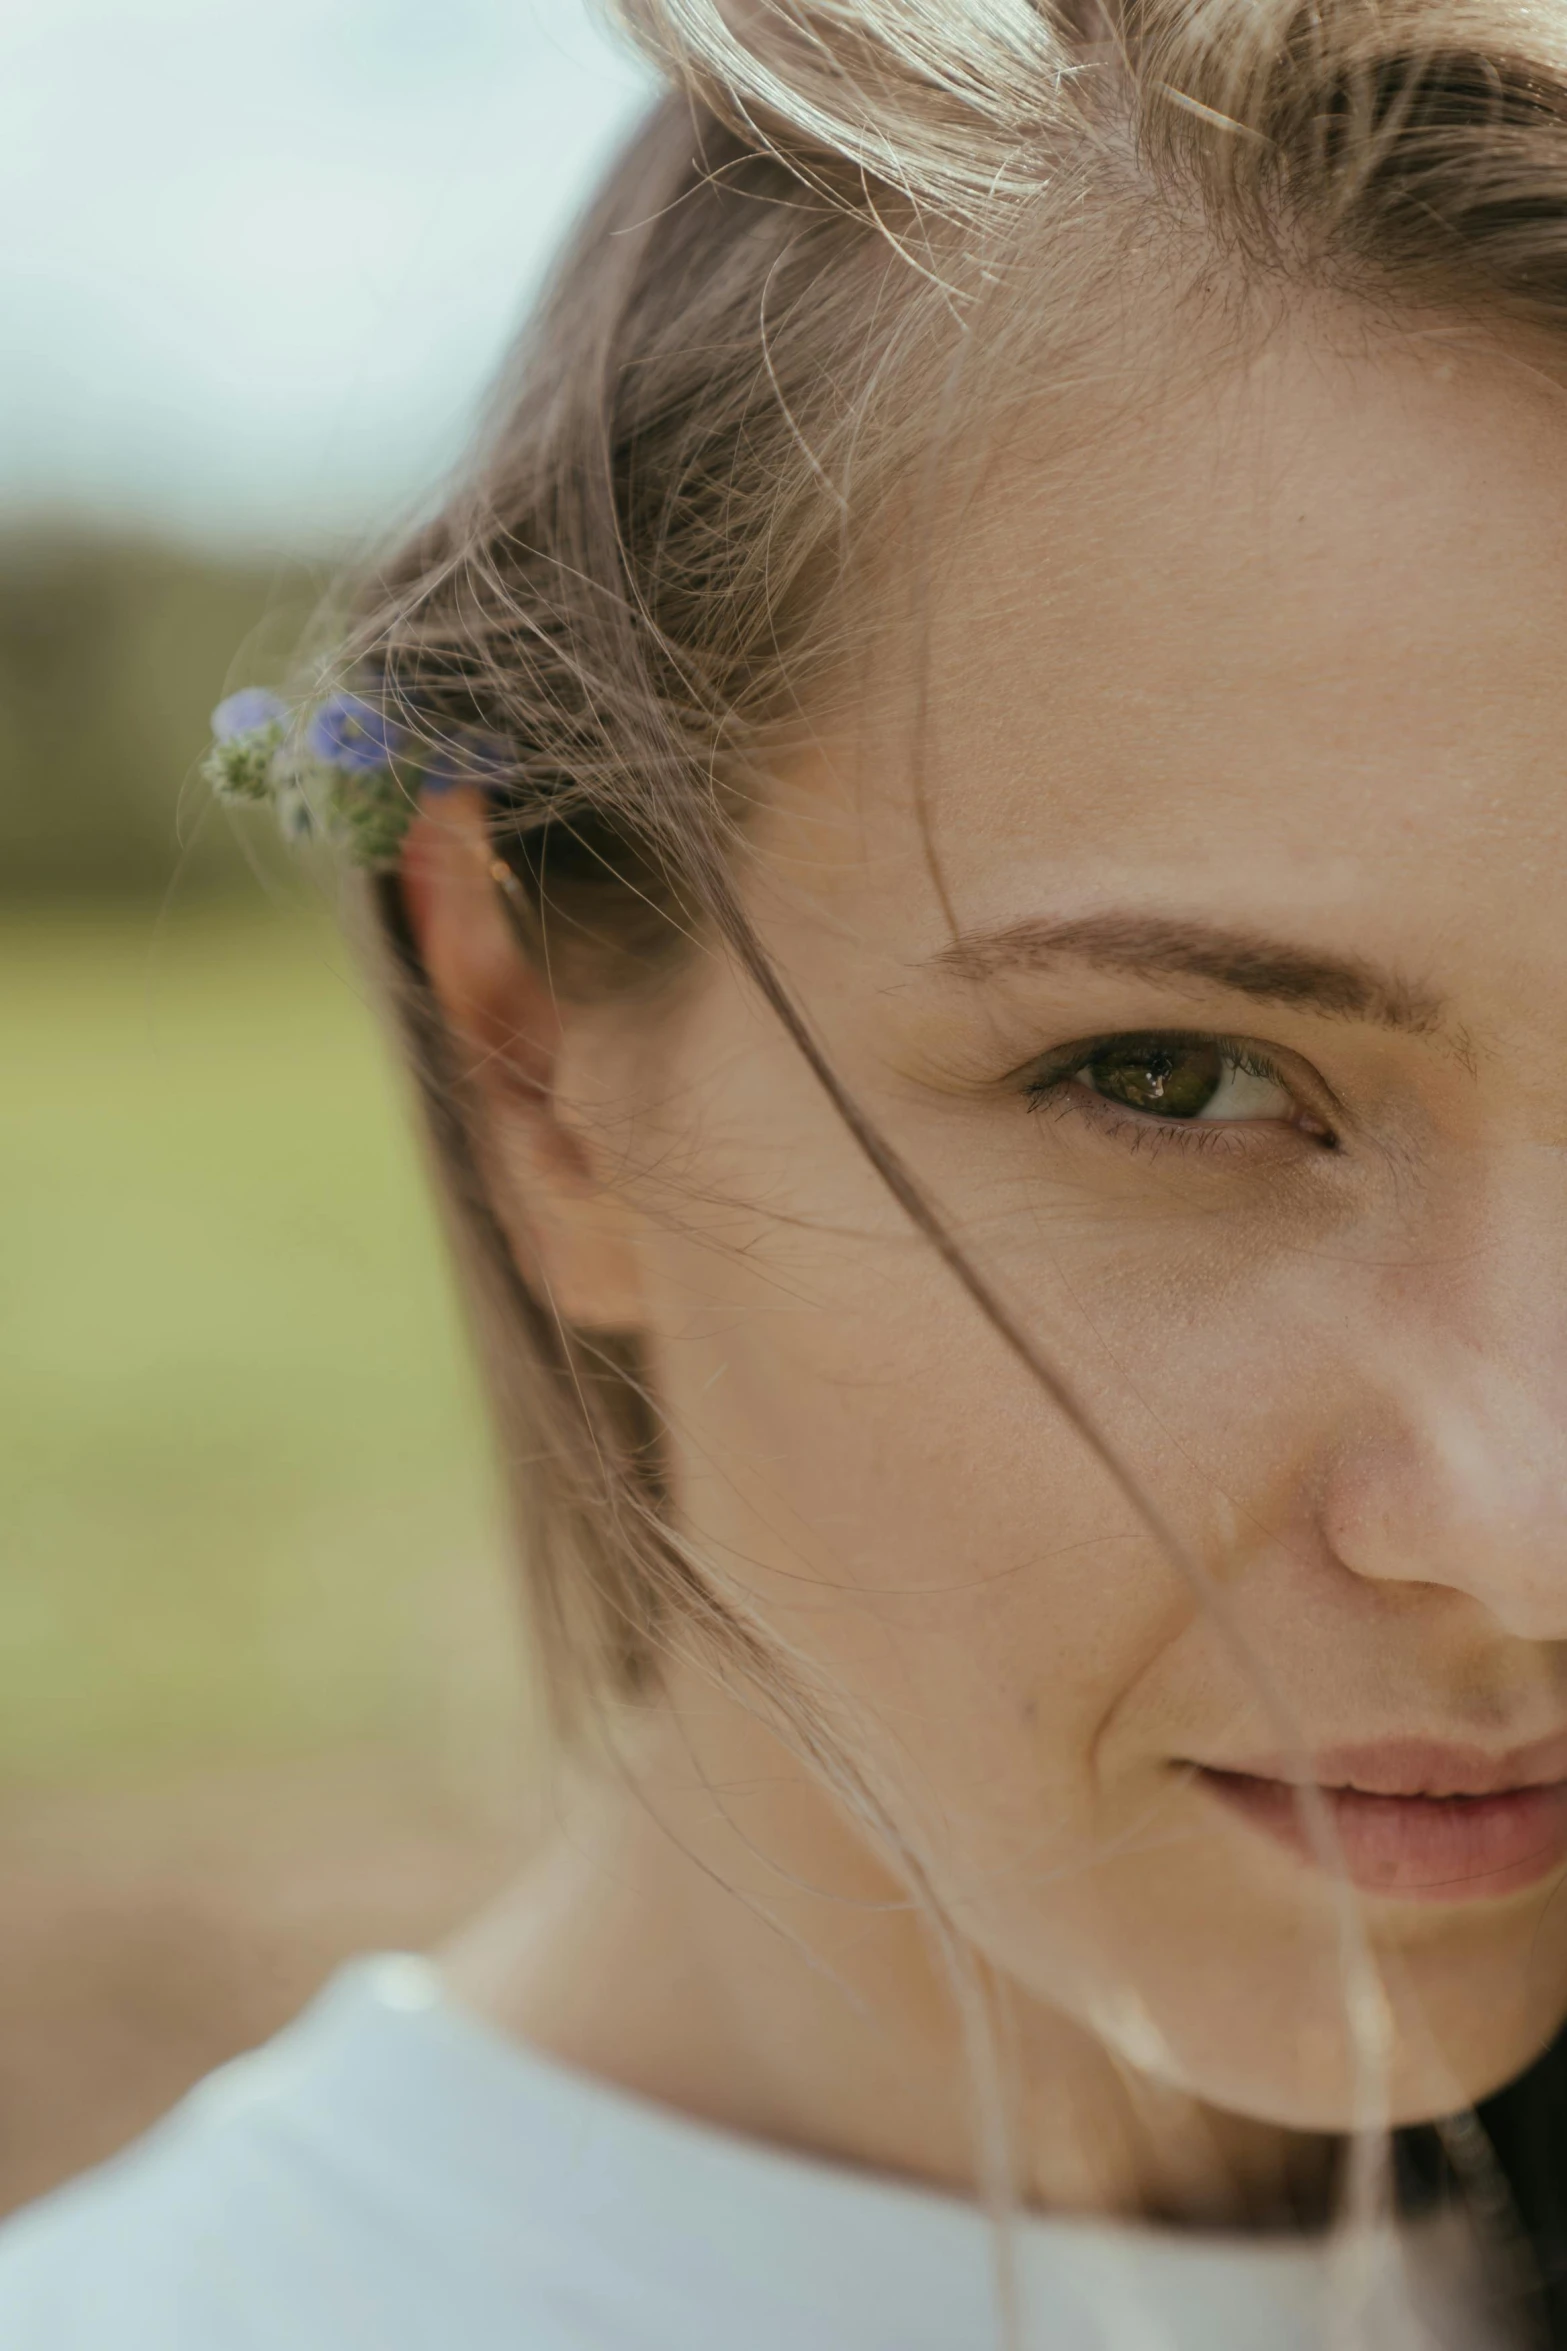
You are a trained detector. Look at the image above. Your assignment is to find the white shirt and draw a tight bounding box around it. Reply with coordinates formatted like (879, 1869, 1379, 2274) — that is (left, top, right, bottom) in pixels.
(0, 1954, 1501, 2349)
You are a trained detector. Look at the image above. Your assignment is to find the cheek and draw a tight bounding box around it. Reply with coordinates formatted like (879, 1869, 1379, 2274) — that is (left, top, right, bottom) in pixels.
(640, 1134, 1208, 1853)
(632, 1006, 1363, 1842)
(621, 986, 1567, 2121)
(643, 1205, 1351, 2077)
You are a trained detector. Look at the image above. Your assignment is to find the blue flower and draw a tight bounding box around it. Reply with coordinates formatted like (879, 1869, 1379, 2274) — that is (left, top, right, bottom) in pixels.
(306, 694, 404, 773)
(422, 726, 511, 795)
(204, 687, 287, 804)
(211, 687, 288, 741)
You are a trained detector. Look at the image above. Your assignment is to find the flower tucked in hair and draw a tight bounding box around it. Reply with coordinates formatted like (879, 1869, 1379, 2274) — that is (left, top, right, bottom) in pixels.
(306, 694, 405, 774)
(213, 687, 289, 742)
(204, 688, 289, 805)
(202, 686, 507, 868)
(423, 725, 512, 795)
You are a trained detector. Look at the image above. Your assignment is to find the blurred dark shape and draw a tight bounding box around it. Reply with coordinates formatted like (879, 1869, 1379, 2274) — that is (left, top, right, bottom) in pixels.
(0, 532, 317, 900)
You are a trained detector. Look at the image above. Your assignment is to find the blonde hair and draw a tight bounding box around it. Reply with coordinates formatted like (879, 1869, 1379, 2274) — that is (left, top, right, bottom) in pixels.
(359, 0, 1567, 1715)
(349, 3, 1567, 2329)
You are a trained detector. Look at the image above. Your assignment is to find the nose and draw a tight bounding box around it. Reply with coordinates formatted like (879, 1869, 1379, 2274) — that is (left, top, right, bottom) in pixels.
(1320, 1251, 1567, 1644)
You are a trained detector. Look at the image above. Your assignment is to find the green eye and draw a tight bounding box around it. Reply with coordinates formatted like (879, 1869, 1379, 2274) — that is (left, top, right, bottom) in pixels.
(1073, 1036, 1296, 1124)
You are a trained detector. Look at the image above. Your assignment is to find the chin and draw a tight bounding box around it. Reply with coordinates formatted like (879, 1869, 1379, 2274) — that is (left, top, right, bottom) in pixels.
(994, 1851, 1567, 2137)
(1158, 1921, 1567, 2135)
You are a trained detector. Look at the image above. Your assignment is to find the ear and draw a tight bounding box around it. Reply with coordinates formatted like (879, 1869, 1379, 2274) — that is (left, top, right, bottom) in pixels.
(400, 789, 646, 1330)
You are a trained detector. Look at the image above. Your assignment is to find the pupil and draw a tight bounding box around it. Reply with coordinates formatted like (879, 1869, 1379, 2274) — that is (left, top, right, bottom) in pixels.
(1090, 1040, 1223, 1118)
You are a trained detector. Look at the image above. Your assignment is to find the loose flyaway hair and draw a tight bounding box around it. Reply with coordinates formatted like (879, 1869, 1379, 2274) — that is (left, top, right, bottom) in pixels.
(271, 4, 1567, 2340)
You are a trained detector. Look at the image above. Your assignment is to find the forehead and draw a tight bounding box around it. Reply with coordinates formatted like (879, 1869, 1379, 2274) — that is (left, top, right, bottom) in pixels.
(783, 317, 1567, 959)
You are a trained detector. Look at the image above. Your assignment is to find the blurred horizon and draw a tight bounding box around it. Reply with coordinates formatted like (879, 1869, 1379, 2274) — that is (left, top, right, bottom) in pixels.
(0, 0, 656, 906)
(0, 0, 645, 2207)
(0, 0, 650, 555)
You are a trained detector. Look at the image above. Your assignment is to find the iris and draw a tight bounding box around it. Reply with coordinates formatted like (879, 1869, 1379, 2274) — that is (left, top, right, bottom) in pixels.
(1085, 1039, 1226, 1118)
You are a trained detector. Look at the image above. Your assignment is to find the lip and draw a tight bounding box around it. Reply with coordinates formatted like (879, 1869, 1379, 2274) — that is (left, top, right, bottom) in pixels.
(1189, 1739, 1567, 1903)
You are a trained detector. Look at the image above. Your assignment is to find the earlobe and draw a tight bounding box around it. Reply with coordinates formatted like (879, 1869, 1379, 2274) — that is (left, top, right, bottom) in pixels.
(401, 791, 647, 1332)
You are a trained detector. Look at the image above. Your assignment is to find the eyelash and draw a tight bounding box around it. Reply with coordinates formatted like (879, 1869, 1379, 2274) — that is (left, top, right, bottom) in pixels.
(1020, 1032, 1335, 1158)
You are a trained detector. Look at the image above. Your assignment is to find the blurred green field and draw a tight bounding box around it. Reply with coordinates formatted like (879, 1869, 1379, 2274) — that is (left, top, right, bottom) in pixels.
(0, 895, 524, 1786)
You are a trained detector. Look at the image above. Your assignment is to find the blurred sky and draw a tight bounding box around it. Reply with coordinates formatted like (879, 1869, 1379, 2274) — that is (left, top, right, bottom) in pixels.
(0, 0, 653, 551)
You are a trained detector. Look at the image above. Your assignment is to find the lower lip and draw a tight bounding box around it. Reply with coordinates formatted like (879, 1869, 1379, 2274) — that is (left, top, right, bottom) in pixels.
(1195, 1769, 1567, 1902)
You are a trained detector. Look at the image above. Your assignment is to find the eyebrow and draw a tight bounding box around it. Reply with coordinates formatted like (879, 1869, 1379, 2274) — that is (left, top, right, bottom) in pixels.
(930, 911, 1446, 1035)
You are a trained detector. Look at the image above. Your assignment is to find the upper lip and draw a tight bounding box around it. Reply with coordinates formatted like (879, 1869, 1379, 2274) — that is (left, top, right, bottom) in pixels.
(1191, 1735, 1567, 1800)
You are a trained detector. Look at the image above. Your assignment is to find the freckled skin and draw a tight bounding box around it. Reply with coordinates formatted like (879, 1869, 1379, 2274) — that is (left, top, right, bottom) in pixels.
(429, 316, 1567, 2223)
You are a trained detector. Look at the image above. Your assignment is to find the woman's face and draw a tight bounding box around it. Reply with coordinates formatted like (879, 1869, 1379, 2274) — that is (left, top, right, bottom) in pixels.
(546, 319, 1567, 2132)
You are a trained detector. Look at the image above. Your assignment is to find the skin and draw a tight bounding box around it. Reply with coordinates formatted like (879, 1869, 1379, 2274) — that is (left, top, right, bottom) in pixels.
(413, 312, 1567, 2227)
